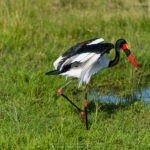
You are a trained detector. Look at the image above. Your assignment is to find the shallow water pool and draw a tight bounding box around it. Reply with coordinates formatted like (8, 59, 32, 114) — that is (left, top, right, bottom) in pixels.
(90, 85, 150, 104)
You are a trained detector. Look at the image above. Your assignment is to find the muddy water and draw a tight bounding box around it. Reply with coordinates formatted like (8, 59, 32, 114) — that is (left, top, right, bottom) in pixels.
(90, 85, 150, 104)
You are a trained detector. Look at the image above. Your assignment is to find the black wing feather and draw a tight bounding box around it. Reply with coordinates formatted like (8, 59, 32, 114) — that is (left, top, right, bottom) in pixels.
(77, 43, 114, 55)
(62, 38, 98, 57)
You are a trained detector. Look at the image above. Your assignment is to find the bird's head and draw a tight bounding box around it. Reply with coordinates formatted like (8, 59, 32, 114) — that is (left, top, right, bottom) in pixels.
(116, 39, 139, 69)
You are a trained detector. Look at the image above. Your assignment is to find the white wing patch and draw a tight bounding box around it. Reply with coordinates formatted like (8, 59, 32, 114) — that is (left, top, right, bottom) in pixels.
(71, 53, 97, 63)
(53, 53, 95, 71)
(87, 38, 104, 45)
(59, 53, 96, 71)
(53, 56, 63, 69)
(78, 56, 110, 88)
(78, 54, 100, 87)
(60, 53, 100, 79)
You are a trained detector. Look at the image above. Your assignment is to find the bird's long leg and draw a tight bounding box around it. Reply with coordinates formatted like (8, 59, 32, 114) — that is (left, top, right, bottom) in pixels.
(84, 84, 89, 130)
(58, 78, 84, 114)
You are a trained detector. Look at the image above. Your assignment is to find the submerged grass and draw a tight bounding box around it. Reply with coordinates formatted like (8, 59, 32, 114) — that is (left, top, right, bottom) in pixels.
(0, 0, 150, 149)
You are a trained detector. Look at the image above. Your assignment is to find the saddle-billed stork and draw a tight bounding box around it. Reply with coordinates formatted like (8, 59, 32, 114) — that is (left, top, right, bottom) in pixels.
(45, 38, 139, 130)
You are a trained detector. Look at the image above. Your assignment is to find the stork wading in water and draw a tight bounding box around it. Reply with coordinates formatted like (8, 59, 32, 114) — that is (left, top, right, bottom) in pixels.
(46, 38, 139, 130)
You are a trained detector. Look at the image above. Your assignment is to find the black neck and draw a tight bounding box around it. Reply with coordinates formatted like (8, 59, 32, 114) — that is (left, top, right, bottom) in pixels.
(109, 47, 120, 67)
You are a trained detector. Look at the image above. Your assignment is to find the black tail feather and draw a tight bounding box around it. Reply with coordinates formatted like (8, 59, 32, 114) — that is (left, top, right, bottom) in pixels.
(45, 70, 60, 75)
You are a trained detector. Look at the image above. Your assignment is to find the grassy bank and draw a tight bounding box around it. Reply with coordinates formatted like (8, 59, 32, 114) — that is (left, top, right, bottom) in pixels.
(0, 0, 150, 149)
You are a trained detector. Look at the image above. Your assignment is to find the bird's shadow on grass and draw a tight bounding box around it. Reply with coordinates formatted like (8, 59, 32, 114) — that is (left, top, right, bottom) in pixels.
(87, 98, 138, 116)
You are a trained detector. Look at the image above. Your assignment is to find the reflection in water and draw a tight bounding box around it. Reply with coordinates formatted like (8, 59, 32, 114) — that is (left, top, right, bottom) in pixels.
(90, 86, 150, 104)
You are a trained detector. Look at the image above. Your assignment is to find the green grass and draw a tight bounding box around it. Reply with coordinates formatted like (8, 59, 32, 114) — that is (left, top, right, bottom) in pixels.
(0, 0, 150, 149)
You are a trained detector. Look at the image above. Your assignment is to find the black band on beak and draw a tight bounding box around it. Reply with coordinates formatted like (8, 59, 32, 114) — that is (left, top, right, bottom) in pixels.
(124, 49, 131, 57)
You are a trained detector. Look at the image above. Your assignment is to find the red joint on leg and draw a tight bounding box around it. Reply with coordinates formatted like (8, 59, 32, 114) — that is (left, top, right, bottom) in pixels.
(84, 99, 87, 108)
(80, 112, 85, 121)
(58, 88, 62, 95)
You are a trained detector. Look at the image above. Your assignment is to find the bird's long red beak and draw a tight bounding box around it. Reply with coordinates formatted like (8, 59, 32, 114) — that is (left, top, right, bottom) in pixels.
(122, 44, 139, 69)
